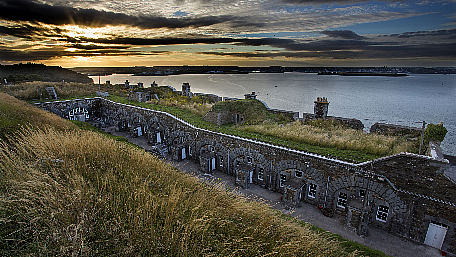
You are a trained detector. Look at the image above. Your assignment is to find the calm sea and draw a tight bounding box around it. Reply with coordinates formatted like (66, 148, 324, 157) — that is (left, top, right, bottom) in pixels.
(90, 73, 456, 156)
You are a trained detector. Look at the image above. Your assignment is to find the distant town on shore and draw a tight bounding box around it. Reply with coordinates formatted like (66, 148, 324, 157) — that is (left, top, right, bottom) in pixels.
(1, 63, 455, 86)
(70, 66, 456, 77)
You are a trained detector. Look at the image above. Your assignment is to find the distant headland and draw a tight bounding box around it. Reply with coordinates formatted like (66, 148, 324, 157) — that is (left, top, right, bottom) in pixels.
(0, 63, 93, 84)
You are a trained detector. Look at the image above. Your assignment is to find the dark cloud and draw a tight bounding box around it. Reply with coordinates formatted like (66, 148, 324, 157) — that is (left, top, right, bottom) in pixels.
(69, 44, 131, 50)
(0, 24, 63, 39)
(69, 37, 248, 45)
(65, 36, 315, 51)
(0, 0, 232, 29)
(280, 0, 396, 5)
(198, 42, 456, 60)
(388, 29, 456, 39)
(237, 38, 371, 51)
(0, 25, 35, 39)
(0, 47, 161, 62)
(0, 48, 64, 62)
(320, 30, 365, 40)
(65, 33, 456, 60)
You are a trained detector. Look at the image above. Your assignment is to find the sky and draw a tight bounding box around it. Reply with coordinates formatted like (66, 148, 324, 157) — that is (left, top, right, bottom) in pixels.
(0, 0, 455, 67)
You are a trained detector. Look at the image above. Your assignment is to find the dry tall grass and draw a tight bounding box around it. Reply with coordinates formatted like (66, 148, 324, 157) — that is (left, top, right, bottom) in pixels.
(0, 92, 77, 141)
(239, 120, 416, 156)
(0, 127, 358, 256)
(2, 81, 113, 101)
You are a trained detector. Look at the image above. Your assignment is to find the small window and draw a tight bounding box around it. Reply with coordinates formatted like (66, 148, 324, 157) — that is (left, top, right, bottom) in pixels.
(258, 168, 264, 181)
(295, 171, 302, 178)
(359, 189, 366, 198)
(279, 174, 286, 187)
(376, 205, 389, 222)
(247, 157, 253, 164)
(308, 184, 317, 198)
(337, 192, 348, 209)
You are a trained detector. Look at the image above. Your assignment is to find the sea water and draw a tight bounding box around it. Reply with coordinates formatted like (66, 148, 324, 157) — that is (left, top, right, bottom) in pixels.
(91, 73, 456, 156)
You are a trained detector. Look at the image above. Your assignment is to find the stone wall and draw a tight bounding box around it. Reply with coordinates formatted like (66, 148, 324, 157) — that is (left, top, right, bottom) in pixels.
(267, 109, 299, 120)
(203, 110, 242, 125)
(37, 97, 456, 254)
(370, 122, 422, 137)
(301, 113, 364, 130)
(327, 116, 364, 130)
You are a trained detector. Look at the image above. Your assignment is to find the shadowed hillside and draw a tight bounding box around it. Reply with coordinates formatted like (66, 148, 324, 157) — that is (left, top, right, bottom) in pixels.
(0, 63, 93, 84)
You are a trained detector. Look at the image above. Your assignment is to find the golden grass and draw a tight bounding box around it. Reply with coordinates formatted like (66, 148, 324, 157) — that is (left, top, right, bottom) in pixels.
(239, 120, 416, 156)
(0, 127, 358, 256)
(1, 81, 114, 101)
(0, 92, 77, 140)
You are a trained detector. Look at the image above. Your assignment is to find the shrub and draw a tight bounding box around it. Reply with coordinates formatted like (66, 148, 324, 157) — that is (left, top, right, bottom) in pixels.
(424, 123, 448, 143)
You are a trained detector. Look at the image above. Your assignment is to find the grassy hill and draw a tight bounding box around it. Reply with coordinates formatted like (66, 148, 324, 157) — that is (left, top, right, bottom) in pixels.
(0, 92, 389, 256)
(0, 63, 93, 84)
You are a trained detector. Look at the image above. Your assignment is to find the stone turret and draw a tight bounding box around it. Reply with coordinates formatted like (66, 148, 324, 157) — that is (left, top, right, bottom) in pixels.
(314, 97, 329, 119)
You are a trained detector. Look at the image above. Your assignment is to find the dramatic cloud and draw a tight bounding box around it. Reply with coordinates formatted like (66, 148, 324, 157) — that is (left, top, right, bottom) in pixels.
(68, 44, 132, 50)
(280, 0, 395, 3)
(0, 0, 454, 66)
(0, 24, 63, 39)
(389, 29, 456, 39)
(198, 41, 456, 59)
(0, 48, 65, 62)
(78, 37, 243, 46)
(0, 47, 156, 62)
(0, 0, 232, 29)
(320, 30, 365, 39)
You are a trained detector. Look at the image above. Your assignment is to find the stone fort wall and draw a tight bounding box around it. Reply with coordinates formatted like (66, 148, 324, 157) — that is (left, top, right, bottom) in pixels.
(36, 97, 456, 254)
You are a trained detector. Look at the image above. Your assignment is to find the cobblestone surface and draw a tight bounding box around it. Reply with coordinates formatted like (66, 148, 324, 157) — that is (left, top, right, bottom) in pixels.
(105, 126, 443, 257)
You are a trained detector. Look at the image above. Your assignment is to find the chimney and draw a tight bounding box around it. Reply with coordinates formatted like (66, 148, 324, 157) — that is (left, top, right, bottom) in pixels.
(314, 97, 329, 119)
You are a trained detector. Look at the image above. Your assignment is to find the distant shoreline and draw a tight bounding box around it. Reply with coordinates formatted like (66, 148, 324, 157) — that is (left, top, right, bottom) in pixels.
(318, 72, 408, 77)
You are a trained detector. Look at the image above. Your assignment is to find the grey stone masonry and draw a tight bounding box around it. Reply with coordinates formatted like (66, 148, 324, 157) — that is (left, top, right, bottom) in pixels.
(36, 97, 456, 255)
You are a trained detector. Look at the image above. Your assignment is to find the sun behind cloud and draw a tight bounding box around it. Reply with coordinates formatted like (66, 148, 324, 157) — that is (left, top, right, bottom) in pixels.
(62, 25, 106, 40)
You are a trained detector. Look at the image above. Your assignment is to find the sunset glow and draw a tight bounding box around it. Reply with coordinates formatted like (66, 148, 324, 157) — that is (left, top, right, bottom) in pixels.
(62, 25, 106, 40)
(0, 0, 455, 67)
